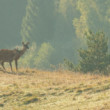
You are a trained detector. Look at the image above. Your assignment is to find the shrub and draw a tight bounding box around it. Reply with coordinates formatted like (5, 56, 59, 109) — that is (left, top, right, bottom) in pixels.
(79, 31, 110, 73)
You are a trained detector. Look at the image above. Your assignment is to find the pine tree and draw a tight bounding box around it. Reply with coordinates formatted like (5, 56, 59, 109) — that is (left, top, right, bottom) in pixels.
(79, 31, 110, 73)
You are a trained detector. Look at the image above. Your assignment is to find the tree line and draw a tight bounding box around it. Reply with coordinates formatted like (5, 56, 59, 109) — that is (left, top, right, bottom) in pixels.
(20, 0, 110, 73)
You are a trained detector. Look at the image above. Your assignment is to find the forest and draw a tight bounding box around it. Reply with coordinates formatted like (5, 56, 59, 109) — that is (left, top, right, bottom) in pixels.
(0, 0, 110, 71)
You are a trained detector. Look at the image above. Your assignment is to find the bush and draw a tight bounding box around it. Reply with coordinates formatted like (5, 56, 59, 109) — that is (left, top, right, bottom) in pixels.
(79, 31, 110, 73)
(63, 59, 74, 71)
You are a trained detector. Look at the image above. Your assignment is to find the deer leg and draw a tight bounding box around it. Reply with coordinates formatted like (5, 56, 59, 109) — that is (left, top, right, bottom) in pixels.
(15, 60, 18, 71)
(1, 62, 5, 70)
(9, 62, 13, 71)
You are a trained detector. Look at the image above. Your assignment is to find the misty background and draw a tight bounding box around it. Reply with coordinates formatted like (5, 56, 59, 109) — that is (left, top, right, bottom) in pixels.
(0, 0, 110, 69)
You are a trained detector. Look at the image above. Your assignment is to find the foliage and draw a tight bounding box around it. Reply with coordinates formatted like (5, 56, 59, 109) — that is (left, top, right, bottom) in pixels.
(33, 42, 54, 69)
(63, 59, 74, 71)
(21, 0, 38, 43)
(79, 31, 110, 73)
(19, 0, 110, 69)
(20, 42, 54, 69)
(63, 59, 81, 72)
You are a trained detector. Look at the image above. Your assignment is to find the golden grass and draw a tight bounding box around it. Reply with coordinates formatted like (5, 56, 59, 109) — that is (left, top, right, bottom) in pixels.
(0, 68, 110, 110)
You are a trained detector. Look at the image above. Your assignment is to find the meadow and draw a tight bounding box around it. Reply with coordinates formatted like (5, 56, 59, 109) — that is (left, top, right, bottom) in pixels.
(0, 69, 110, 110)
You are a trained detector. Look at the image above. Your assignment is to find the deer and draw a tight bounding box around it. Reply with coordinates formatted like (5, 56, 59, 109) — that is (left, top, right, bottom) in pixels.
(0, 42, 29, 71)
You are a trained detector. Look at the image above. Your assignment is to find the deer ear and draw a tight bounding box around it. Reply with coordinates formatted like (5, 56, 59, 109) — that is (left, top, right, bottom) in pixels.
(22, 42, 25, 45)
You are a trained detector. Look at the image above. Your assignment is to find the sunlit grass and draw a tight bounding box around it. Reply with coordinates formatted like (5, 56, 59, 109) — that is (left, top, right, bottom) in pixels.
(0, 68, 110, 110)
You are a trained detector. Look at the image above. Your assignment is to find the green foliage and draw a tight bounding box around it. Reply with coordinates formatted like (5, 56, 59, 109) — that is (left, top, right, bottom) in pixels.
(19, 0, 110, 69)
(63, 59, 74, 71)
(73, 0, 89, 37)
(20, 0, 81, 69)
(20, 42, 54, 69)
(79, 31, 110, 73)
(63, 59, 81, 72)
(33, 42, 54, 69)
(21, 0, 38, 43)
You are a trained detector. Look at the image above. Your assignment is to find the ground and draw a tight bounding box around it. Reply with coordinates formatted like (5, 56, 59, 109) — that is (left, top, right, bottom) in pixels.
(0, 69, 110, 110)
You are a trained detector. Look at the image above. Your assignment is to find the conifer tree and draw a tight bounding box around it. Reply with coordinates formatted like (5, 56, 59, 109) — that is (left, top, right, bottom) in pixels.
(79, 31, 110, 73)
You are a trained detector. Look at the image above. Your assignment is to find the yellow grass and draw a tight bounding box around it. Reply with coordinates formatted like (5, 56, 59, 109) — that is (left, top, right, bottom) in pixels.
(0, 68, 110, 110)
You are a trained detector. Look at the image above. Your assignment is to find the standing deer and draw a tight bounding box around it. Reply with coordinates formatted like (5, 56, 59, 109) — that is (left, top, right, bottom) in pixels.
(0, 42, 29, 71)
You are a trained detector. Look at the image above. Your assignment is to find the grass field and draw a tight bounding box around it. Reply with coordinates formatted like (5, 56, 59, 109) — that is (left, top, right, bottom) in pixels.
(0, 69, 110, 110)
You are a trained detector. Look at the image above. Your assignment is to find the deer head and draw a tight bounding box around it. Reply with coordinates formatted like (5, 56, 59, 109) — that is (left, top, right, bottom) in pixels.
(22, 42, 30, 50)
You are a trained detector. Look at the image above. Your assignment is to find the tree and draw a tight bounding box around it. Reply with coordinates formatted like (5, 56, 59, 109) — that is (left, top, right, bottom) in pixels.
(79, 31, 110, 73)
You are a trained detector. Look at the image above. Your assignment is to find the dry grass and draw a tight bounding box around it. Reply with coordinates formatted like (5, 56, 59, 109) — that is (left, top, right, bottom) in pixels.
(0, 68, 110, 110)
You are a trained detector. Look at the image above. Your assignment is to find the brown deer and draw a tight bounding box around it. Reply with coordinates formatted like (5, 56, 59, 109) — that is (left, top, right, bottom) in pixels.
(0, 42, 29, 71)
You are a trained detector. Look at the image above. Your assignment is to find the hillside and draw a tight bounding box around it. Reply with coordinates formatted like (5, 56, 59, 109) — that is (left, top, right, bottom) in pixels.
(0, 69, 110, 110)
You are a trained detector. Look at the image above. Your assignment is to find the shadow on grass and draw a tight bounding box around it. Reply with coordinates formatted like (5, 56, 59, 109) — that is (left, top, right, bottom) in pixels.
(0, 68, 32, 76)
(24, 97, 39, 105)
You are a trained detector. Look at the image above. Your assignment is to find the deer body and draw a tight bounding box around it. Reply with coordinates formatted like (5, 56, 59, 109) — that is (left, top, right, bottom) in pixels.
(0, 49, 18, 62)
(0, 42, 29, 71)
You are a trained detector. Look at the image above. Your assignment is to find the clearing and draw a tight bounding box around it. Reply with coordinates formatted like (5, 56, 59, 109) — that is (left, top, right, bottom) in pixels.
(0, 69, 110, 110)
